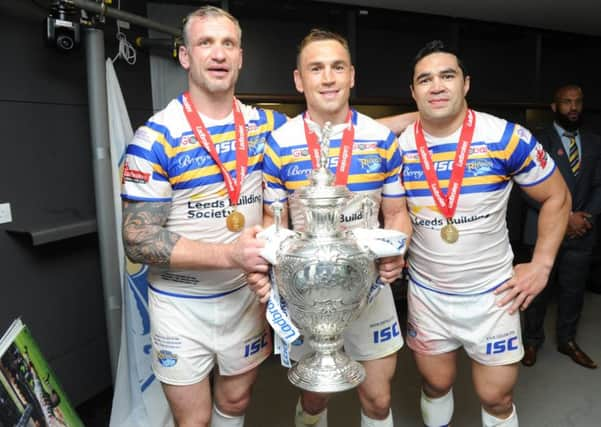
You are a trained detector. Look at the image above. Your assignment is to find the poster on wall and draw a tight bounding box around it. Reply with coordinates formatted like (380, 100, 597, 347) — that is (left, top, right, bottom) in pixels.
(0, 318, 84, 427)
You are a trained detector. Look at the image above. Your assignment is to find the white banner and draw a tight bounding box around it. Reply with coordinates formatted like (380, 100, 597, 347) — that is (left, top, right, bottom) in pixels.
(106, 58, 173, 427)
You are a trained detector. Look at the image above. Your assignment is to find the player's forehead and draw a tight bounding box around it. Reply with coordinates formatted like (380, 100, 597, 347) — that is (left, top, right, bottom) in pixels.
(414, 52, 461, 76)
(299, 40, 350, 65)
(188, 15, 240, 43)
(557, 87, 582, 101)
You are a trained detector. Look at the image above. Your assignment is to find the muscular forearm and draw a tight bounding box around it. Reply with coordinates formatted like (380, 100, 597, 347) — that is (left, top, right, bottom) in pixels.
(122, 199, 242, 270)
(384, 210, 412, 239)
(532, 189, 571, 268)
(382, 198, 412, 242)
(123, 222, 180, 266)
(123, 222, 239, 269)
(169, 236, 241, 270)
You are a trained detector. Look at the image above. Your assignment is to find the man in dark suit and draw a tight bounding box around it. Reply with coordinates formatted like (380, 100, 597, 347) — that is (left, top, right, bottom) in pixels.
(522, 84, 601, 369)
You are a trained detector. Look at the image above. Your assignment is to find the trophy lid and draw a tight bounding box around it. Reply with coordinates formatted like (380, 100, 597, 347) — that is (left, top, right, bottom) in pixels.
(296, 180, 351, 201)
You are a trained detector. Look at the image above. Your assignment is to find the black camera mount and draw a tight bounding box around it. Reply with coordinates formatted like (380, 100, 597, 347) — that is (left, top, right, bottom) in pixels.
(45, 1, 81, 51)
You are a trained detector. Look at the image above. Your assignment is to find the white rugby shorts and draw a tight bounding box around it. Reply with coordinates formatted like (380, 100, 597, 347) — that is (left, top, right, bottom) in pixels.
(406, 279, 524, 366)
(290, 284, 404, 362)
(148, 284, 272, 385)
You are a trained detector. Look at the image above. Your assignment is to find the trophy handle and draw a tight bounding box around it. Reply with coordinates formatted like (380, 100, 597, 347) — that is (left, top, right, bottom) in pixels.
(361, 196, 377, 229)
(272, 201, 284, 233)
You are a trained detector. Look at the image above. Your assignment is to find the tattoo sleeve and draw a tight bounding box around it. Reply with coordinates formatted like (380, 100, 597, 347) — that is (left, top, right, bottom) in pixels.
(122, 200, 181, 266)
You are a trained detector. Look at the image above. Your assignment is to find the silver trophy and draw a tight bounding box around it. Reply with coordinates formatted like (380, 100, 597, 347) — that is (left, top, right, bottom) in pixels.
(271, 122, 378, 392)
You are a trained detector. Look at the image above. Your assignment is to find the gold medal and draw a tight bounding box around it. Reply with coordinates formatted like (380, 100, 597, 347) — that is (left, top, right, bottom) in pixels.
(226, 210, 245, 232)
(441, 223, 459, 244)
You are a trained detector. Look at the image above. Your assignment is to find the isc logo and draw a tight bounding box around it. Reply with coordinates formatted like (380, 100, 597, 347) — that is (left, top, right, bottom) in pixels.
(373, 322, 400, 344)
(244, 332, 268, 358)
(485, 336, 518, 355)
(434, 160, 454, 172)
(215, 139, 237, 154)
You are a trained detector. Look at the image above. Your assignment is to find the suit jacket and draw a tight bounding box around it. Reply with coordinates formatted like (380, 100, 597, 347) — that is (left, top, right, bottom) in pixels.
(523, 125, 601, 249)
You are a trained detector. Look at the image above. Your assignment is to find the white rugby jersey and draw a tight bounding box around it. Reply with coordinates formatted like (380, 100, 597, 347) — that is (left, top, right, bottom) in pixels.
(121, 94, 287, 296)
(263, 110, 403, 231)
(399, 111, 555, 294)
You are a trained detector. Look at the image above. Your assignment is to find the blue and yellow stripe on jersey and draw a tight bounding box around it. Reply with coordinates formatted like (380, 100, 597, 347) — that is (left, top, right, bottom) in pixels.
(123, 95, 287, 201)
(263, 110, 402, 199)
(401, 119, 550, 199)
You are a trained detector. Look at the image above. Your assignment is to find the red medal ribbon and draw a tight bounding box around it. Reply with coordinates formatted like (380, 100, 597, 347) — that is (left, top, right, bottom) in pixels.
(303, 109, 355, 186)
(414, 109, 476, 219)
(181, 92, 248, 208)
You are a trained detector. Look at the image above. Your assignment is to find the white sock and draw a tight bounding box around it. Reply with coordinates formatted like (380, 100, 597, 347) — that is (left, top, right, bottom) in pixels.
(421, 388, 453, 427)
(481, 404, 518, 427)
(295, 398, 328, 427)
(360, 409, 393, 427)
(211, 404, 245, 427)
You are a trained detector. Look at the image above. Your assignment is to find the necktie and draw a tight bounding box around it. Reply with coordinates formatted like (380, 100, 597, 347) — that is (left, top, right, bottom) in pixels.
(565, 131, 580, 175)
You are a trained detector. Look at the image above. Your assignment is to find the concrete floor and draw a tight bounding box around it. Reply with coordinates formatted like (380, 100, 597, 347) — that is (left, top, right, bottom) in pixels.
(244, 291, 601, 427)
(78, 290, 601, 427)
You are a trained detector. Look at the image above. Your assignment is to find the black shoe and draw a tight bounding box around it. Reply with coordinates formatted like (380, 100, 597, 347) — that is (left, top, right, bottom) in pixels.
(558, 341, 598, 369)
(521, 345, 537, 367)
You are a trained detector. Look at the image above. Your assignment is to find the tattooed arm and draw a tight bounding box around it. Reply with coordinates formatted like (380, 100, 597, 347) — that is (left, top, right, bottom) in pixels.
(122, 200, 269, 273)
(122, 200, 178, 266)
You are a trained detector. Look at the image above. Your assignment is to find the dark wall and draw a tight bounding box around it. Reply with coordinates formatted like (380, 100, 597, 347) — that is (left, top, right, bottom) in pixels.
(234, 1, 601, 122)
(234, 0, 349, 95)
(0, 0, 600, 407)
(355, 9, 458, 100)
(0, 0, 152, 405)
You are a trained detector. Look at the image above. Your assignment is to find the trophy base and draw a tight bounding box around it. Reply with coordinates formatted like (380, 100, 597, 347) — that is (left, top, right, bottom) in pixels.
(288, 350, 366, 393)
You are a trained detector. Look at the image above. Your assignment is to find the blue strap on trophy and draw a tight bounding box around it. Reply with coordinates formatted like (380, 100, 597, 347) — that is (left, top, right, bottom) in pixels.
(259, 202, 300, 368)
(367, 278, 385, 305)
(266, 266, 299, 368)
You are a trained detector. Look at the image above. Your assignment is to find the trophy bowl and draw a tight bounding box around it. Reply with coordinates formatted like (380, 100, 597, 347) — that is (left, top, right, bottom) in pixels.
(273, 180, 378, 392)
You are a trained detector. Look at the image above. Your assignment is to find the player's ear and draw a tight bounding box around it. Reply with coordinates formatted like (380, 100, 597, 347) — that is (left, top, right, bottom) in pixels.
(294, 69, 304, 94)
(179, 45, 190, 70)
